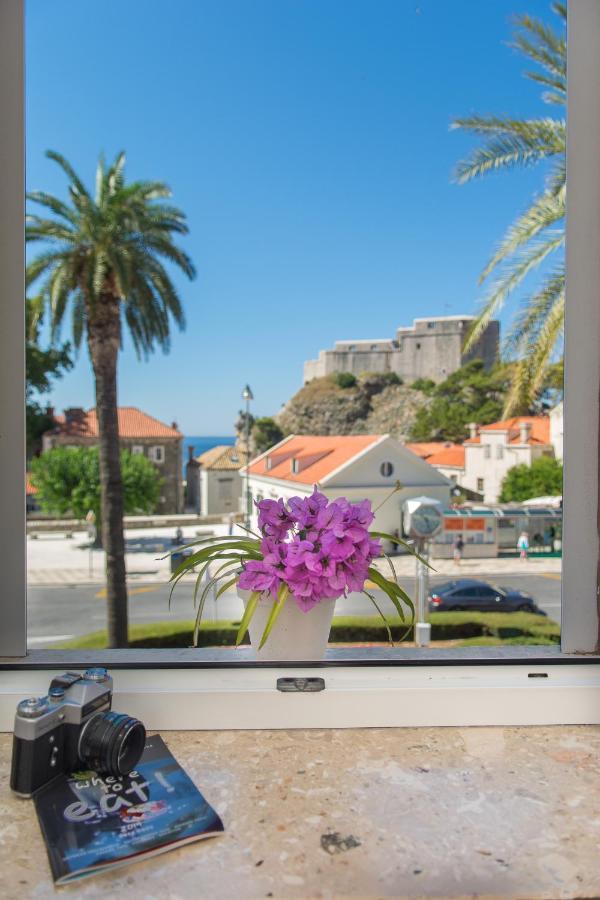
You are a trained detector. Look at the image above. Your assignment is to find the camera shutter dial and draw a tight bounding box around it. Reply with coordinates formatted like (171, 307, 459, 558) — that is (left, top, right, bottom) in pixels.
(17, 697, 49, 718)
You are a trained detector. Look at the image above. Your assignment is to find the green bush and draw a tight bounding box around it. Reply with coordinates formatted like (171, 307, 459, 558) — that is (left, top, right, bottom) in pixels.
(334, 372, 358, 389)
(55, 611, 560, 650)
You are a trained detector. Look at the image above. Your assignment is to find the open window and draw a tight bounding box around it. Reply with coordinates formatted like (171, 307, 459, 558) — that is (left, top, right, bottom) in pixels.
(1, 1, 599, 730)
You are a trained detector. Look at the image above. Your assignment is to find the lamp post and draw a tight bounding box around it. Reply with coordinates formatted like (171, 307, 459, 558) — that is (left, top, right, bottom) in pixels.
(241, 384, 254, 528)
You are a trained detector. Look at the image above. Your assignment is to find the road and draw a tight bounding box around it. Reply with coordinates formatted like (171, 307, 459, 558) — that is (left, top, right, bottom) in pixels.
(27, 574, 562, 646)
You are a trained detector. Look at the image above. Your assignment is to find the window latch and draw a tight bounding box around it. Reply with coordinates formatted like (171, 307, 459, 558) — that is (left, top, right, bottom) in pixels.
(276, 677, 325, 693)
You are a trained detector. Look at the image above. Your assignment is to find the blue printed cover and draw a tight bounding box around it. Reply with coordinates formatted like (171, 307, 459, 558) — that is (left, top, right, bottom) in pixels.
(33, 735, 224, 883)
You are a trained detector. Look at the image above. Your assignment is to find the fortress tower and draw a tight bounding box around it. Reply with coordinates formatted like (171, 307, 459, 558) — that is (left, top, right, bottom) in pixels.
(303, 315, 500, 384)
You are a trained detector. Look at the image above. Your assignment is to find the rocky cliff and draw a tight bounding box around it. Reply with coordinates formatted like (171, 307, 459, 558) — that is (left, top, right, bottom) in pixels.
(276, 373, 429, 440)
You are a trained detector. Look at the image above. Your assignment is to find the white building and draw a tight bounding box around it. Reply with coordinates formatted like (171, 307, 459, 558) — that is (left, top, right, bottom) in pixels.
(550, 402, 563, 460)
(186, 445, 249, 517)
(461, 417, 554, 504)
(242, 433, 450, 536)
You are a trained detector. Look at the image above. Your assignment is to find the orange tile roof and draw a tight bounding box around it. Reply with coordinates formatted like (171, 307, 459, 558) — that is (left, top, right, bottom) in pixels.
(465, 416, 550, 446)
(48, 407, 182, 440)
(426, 446, 465, 468)
(405, 442, 460, 460)
(26, 474, 37, 496)
(246, 434, 384, 485)
(196, 445, 249, 470)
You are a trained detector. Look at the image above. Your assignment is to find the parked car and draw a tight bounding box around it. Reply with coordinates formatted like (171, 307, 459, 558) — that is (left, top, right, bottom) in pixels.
(428, 579, 543, 614)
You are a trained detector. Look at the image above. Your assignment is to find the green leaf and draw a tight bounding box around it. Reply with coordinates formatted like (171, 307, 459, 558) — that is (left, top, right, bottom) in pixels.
(258, 584, 289, 650)
(235, 591, 261, 646)
(216, 574, 240, 600)
(367, 567, 411, 623)
(362, 590, 393, 645)
(370, 532, 435, 570)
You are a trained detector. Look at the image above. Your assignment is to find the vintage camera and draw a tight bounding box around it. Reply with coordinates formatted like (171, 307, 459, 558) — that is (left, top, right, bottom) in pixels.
(10, 668, 146, 797)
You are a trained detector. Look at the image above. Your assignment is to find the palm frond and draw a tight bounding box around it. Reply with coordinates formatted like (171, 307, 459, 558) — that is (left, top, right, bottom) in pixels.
(464, 233, 564, 349)
(452, 117, 565, 184)
(480, 188, 564, 282)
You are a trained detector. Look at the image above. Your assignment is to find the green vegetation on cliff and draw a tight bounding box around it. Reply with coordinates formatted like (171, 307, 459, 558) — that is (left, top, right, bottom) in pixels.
(276, 371, 427, 440)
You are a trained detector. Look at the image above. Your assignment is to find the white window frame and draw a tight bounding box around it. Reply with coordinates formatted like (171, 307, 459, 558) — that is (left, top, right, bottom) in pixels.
(131, 445, 144, 456)
(149, 445, 164, 464)
(0, 0, 599, 731)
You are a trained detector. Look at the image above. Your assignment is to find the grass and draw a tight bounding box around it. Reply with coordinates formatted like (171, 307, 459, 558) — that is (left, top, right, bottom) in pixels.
(55, 611, 560, 650)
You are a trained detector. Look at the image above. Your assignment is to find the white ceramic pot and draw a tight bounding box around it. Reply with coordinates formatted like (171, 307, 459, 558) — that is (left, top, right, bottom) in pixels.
(238, 589, 336, 660)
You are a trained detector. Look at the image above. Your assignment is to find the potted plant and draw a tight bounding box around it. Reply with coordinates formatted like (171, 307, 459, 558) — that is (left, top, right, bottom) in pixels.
(170, 487, 422, 659)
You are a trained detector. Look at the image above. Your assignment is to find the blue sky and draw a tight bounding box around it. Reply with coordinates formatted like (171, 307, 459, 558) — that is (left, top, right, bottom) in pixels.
(26, 0, 559, 433)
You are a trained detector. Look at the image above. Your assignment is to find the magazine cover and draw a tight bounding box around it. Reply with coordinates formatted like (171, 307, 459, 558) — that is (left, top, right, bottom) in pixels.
(33, 735, 224, 885)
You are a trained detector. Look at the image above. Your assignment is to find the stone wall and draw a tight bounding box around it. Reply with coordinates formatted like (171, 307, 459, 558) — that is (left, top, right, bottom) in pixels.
(304, 316, 500, 384)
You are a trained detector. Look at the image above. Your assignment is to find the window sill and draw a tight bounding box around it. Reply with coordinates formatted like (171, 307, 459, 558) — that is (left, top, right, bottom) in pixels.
(0, 647, 599, 731)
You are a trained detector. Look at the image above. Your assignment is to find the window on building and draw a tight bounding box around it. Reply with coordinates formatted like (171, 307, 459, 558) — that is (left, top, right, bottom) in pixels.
(477, 478, 484, 493)
(416, 342, 421, 350)
(370, 344, 378, 351)
(132, 445, 144, 455)
(149, 445, 164, 463)
(427, 322, 435, 329)
(291, 458, 300, 474)
(484, 445, 491, 459)
(496, 445, 504, 459)
(348, 344, 356, 352)
(380, 461, 394, 477)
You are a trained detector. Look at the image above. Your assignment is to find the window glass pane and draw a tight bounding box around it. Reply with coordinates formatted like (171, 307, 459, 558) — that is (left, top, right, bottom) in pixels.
(25, 0, 562, 657)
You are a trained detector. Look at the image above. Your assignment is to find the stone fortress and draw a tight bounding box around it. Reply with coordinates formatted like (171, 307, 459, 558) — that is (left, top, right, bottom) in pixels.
(303, 315, 500, 385)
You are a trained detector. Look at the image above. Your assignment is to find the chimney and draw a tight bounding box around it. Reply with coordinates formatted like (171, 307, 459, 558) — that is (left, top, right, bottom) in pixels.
(187, 444, 195, 462)
(468, 422, 479, 440)
(46, 405, 54, 419)
(519, 420, 532, 443)
(171, 421, 179, 431)
(64, 407, 84, 424)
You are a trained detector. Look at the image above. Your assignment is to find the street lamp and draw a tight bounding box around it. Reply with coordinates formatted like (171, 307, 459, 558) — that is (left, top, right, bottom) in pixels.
(241, 384, 254, 527)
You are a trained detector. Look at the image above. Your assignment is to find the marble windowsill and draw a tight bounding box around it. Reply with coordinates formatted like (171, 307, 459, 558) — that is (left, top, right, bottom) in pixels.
(1, 726, 599, 899)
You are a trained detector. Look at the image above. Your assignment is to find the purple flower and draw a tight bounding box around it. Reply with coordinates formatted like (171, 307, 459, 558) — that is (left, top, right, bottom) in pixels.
(256, 498, 294, 540)
(288, 487, 328, 529)
(241, 489, 382, 610)
(238, 559, 282, 595)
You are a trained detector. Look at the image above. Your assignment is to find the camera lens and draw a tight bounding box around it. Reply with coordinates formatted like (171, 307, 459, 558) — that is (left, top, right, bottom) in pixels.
(78, 711, 146, 777)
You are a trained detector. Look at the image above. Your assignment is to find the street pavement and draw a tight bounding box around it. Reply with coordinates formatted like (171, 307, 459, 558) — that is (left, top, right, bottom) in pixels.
(27, 528, 562, 585)
(27, 573, 562, 647)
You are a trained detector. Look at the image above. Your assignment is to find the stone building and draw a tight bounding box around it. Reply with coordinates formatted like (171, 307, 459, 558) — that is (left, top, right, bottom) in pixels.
(185, 444, 249, 516)
(303, 315, 499, 385)
(42, 407, 183, 514)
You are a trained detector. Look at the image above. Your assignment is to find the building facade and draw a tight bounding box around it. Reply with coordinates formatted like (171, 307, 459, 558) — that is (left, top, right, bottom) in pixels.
(243, 433, 450, 537)
(42, 407, 183, 514)
(303, 315, 500, 385)
(185, 444, 249, 516)
(446, 417, 555, 505)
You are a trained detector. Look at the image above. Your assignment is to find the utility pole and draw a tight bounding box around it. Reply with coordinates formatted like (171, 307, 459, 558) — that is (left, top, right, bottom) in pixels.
(241, 384, 254, 528)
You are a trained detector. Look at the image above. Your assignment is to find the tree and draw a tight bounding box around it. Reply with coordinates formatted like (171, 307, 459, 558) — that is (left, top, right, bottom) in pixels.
(499, 455, 563, 502)
(409, 360, 513, 443)
(26, 151, 195, 647)
(31, 447, 160, 521)
(252, 417, 284, 455)
(26, 297, 72, 457)
(454, 3, 565, 413)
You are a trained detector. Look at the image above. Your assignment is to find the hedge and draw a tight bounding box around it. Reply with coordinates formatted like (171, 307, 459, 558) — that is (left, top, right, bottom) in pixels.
(56, 611, 560, 650)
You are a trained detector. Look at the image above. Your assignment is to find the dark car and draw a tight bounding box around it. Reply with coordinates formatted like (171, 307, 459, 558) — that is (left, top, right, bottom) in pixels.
(428, 579, 543, 614)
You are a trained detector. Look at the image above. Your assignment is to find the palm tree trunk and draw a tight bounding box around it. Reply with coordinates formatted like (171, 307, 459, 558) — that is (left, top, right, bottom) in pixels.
(87, 293, 128, 648)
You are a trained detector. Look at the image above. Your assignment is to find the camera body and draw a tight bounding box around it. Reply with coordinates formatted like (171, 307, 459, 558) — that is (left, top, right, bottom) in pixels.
(10, 668, 145, 797)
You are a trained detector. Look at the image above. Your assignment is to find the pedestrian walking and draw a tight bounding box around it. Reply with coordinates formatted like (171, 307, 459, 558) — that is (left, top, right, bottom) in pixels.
(517, 530, 529, 561)
(453, 534, 464, 565)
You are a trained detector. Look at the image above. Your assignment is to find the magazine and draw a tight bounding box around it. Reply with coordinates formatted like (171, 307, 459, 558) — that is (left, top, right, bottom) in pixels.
(33, 735, 224, 885)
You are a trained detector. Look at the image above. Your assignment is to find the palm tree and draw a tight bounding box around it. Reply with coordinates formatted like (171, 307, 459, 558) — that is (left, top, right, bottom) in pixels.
(453, 2, 565, 413)
(27, 151, 196, 647)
